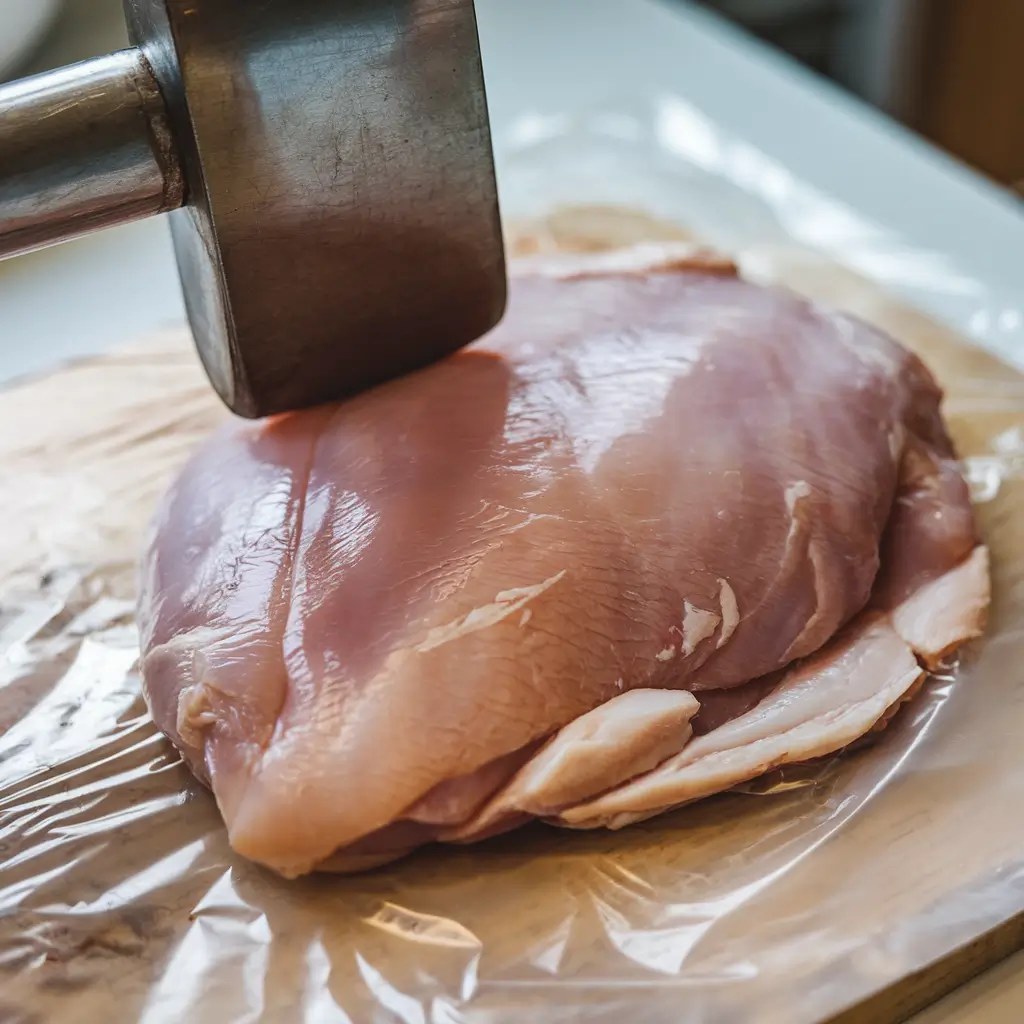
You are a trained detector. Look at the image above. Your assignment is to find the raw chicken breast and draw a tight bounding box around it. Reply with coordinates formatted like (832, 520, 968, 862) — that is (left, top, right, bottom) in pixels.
(137, 245, 988, 878)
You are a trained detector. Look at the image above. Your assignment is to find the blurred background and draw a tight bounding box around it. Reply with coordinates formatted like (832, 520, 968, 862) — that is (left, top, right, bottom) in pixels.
(1, 0, 1022, 196)
(698, 0, 1023, 196)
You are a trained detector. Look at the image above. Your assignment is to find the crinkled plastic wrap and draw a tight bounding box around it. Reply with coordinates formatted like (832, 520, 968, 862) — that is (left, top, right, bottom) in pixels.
(2, 100, 1024, 1024)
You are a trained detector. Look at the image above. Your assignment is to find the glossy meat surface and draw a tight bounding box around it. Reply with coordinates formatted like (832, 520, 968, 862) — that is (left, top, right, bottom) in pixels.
(138, 247, 987, 877)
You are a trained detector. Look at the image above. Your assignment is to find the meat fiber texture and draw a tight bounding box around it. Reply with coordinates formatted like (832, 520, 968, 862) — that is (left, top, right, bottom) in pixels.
(137, 245, 989, 879)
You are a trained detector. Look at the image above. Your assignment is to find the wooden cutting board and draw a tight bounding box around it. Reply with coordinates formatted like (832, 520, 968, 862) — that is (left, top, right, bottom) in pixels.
(2, 212, 1024, 1024)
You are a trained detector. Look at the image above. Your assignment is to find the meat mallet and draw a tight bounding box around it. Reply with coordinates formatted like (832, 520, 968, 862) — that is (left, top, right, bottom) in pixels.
(0, 0, 507, 418)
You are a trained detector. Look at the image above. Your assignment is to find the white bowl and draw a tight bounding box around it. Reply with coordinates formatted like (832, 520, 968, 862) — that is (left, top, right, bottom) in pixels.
(0, 0, 61, 79)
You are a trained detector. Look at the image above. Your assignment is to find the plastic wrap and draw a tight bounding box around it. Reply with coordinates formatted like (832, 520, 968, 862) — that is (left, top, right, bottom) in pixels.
(2, 99, 1024, 1023)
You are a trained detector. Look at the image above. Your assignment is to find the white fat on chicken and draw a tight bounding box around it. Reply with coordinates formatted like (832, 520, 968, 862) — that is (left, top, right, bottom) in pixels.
(417, 571, 567, 653)
(682, 601, 720, 656)
(717, 579, 739, 649)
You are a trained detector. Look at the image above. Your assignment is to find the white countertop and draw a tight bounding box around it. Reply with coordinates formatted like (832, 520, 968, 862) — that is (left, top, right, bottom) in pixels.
(2, 1, 1024, 1018)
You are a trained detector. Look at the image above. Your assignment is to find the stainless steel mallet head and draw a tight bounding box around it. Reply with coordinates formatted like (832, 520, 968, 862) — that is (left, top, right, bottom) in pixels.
(0, 0, 507, 418)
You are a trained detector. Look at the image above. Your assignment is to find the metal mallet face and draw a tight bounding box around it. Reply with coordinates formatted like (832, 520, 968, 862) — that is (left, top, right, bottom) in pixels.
(0, 0, 507, 418)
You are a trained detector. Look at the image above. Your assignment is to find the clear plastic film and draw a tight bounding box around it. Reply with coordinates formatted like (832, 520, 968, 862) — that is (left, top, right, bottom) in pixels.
(2, 99, 1024, 1024)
